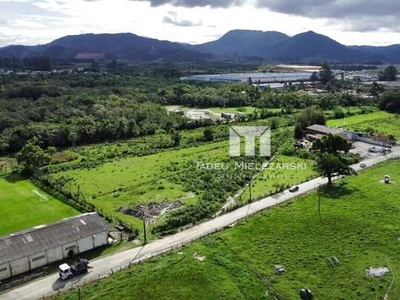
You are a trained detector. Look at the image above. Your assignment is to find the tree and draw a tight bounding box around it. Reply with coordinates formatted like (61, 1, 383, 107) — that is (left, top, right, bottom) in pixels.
(170, 129, 181, 146)
(309, 72, 319, 82)
(319, 63, 335, 85)
(369, 81, 384, 102)
(294, 125, 304, 140)
(379, 91, 400, 113)
(316, 153, 354, 185)
(203, 128, 214, 142)
(16, 143, 51, 174)
(312, 134, 352, 155)
(90, 60, 100, 72)
(379, 65, 398, 81)
(294, 107, 326, 138)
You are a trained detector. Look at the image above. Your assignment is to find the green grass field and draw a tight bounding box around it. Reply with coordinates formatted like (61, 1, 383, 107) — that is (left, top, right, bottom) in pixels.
(327, 111, 393, 127)
(345, 116, 400, 139)
(328, 111, 400, 139)
(241, 155, 318, 202)
(50, 141, 232, 228)
(54, 159, 400, 300)
(0, 176, 79, 236)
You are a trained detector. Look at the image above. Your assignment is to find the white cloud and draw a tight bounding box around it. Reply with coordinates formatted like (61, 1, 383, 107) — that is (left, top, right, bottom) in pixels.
(0, 0, 399, 47)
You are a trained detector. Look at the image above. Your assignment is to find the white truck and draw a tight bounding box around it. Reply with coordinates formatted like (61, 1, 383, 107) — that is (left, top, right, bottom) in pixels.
(59, 259, 90, 280)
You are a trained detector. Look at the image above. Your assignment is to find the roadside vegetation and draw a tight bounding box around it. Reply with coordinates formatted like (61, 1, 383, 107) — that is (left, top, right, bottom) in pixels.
(52, 159, 400, 300)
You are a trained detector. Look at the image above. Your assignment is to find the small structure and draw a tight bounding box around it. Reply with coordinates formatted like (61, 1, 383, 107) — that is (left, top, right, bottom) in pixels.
(0, 212, 110, 280)
(274, 264, 286, 275)
(221, 112, 235, 120)
(299, 288, 314, 300)
(326, 256, 340, 268)
(384, 175, 391, 184)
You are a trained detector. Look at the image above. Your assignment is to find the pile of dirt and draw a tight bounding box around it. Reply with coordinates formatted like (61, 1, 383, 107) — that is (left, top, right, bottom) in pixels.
(118, 201, 185, 219)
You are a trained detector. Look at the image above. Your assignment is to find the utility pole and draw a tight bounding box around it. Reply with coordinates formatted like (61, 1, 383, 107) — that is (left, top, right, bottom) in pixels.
(317, 185, 322, 221)
(77, 184, 81, 201)
(142, 209, 147, 245)
(249, 178, 253, 203)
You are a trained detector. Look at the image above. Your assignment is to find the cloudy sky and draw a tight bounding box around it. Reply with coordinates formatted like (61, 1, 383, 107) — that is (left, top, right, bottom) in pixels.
(0, 0, 399, 47)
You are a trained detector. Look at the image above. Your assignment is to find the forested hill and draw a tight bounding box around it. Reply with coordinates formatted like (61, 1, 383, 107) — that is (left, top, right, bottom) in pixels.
(1, 30, 400, 63)
(0, 33, 214, 63)
(193, 30, 398, 63)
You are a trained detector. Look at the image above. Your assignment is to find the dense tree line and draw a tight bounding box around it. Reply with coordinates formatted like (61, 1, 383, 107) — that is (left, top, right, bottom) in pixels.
(0, 67, 377, 154)
(0, 57, 52, 71)
(0, 95, 188, 153)
(379, 90, 400, 113)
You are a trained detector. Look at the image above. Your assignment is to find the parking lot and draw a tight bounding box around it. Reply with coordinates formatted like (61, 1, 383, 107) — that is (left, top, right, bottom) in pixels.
(351, 141, 399, 159)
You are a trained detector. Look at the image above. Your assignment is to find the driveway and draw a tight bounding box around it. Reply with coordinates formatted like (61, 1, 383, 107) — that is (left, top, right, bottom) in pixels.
(1, 149, 400, 300)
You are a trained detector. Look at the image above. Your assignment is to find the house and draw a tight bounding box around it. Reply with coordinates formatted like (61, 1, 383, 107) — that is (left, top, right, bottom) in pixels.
(0, 212, 110, 280)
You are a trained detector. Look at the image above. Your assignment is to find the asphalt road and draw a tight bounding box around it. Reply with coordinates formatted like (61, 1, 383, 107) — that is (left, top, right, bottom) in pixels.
(1, 149, 400, 300)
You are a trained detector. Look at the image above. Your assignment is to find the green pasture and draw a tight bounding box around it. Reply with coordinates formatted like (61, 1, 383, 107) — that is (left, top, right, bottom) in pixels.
(53, 159, 400, 300)
(327, 111, 393, 127)
(50, 141, 232, 227)
(241, 155, 318, 202)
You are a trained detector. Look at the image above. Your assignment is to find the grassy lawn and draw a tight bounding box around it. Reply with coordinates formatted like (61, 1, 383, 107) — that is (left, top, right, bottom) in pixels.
(327, 111, 393, 127)
(0, 176, 79, 236)
(54, 159, 400, 300)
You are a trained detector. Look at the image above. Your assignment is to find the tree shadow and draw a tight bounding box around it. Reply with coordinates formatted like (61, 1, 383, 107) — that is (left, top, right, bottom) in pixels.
(3, 172, 27, 184)
(320, 181, 357, 199)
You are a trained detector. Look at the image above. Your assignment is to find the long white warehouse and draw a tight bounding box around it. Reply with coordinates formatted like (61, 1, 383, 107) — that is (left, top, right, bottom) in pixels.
(0, 212, 110, 281)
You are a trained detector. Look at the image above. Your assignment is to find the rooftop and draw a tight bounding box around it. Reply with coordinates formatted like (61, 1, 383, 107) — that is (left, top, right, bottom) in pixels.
(306, 124, 345, 135)
(0, 212, 110, 265)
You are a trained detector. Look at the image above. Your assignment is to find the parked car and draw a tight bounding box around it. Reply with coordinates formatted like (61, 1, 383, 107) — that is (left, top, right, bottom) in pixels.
(289, 186, 299, 192)
(368, 146, 384, 153)
(360, 163, 367, 168)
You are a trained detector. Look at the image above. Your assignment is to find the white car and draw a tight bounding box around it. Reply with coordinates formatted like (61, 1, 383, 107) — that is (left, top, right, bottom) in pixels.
(289, 186, 299, 192)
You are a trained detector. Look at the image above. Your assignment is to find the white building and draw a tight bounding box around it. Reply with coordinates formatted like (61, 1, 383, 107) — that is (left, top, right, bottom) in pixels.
(0, 213, 110, 280)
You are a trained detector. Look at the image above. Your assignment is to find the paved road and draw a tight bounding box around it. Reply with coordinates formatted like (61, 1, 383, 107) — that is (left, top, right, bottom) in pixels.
(2, 149, 400, 300)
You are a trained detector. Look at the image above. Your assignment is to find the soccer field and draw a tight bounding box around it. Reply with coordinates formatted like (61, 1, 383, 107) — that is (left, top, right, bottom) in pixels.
(0, 176, 79, 236)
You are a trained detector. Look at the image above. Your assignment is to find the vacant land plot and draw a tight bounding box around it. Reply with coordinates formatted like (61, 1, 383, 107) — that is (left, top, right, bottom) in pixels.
(240, 155, 317, 202)
(50, 141, 231, 227)
(345, 116, 400, 139)
(327, 111, 393, 127)
(0, 176, 79, 236)
(54, 159, 400, 300)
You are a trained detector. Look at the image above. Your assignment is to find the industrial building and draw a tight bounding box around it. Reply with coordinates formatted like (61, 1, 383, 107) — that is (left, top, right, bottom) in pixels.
(306, 124, 392, 147)
(0, 212, 110, 280)
(181, 72, 313, 84)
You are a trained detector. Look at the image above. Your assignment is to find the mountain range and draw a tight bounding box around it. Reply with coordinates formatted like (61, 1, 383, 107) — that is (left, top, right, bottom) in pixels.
(1, 30, 399, 64)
